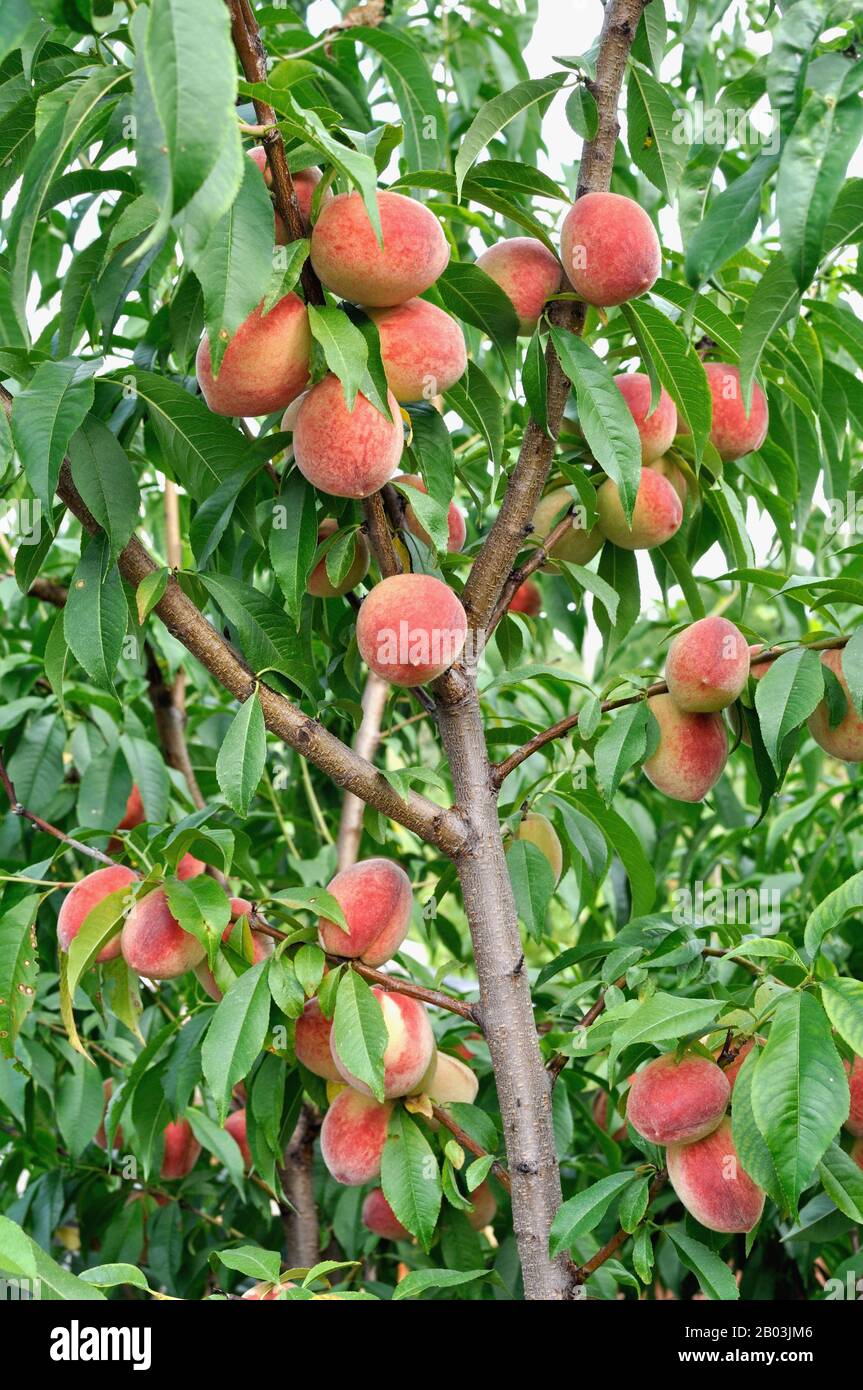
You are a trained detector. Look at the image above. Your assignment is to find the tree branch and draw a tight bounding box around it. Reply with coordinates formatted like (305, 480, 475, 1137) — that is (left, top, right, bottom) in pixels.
(336, 672, 391, 871)
(486, 505, 577, 633)
(431, 1103, 511, 1194)
(0, 748, 118, 868)
(277, 1103, 322, 1267)
(573, 1170, 667, 1284)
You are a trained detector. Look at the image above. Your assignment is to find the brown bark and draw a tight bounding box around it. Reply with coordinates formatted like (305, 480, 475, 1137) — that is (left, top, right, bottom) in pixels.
(336, 672, 390, 872)
(278, 1104, 322, 1268)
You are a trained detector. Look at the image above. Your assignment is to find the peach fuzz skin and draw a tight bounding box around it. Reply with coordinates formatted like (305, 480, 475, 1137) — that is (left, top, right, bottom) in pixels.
(423, 1049, 480, 1108)
(643, 693, 728, 802)
(704, 363, 768, 461)
(308, 520, 370, 599)
(118, 784, 145, 830)
(366, 300, 467, 402)
(57, 865, 137, 964)
(614, 373, 677, 464)
(320, 1089, 392, 1185)
(120, 886, 206, 979)
(161, 1119, 202, 1181)
(318, 858, 413, 967)
(475, 237, 562, 334)
(356, 573, 468, 686)
(532, 487, 603, 568)
(396, 474, 467, 553)
(560, 192, 661, 308)
(665, 615, 750, 713)
(808, 649, 863, 763)
(667, 1118, 765, 1234)
(225, 1109, 252, 1168)
(508, 579, 542, 616)
(844, 1055, 863, 1137)
(627, 1053, 730, 1146)
(362, 1189, 408, 1240)
(195, 293, 310, 419)
(514, 811, 563, 883)
(310, 191, 449, 307)
(295, 998, 342, 1082)
(330, 988, 434, 1099)
(293, 374, 403, 499)
(596, 467, 683, 551)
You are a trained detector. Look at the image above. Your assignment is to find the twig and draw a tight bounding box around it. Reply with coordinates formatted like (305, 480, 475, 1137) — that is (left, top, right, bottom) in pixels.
(362, 492, 402, 579)
(487, 507, 577, 633)
(336, 672, 390, 871)
(0, 748, 117, 868)
(573, 1170, 668, 1284)
(431, 1104, 511, 1194)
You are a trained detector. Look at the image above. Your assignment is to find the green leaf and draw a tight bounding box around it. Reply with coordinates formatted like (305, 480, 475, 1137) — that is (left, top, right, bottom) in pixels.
(56, 1052, 105, 1159)
(11, 359, 94, 521)
(381, 1107, 442, 1252)
(777, 85, 863, 290)
(506, 839, 555, 941)
(549, 1172, 635, 1256)
(164, 876, 232, 960)
(565, 84, 597, 140)
(435, 262, 519, 383)
(197, 571, 315, 696)
(754, 648, 824, 772)
(667, 1229, 740, 1301)
(550, 328, 642, 521)
(606, 992, 723, 1071)
(620, 299, 712, 463)
(391, 1267, 493, 1301)
(66, 887, 132, 999)
(0, 895, 39, 1056)
(593, 702, 652, 803)
(216, 692, 266, 817)
(201, 960, 272, 1123)
(136, 567, 169, 624)
(270, 468, 318, 627)
(819, 1142, 863, 1224)
(215, 1245, 282, 1283)
(820, 978, 863, 1055)
(332, 971, 387, 1102)
(63, 535, 126, 691)
(522, 332, 549, 434)
(185, 1106, 245, 1194)
(68, 414, 140, 561)
(738, 253, 800, 413)
(455, 74, 569, 198)
(685, 153, 779, 288)
(78, 1264, 151, 1292)
(332, 25, 447, 174)
(627, 62, 686, 199)
(307, 305, 369, 410)
(444, 363, 504, 468)
(751, 991, 850, 1214)
(731, 1047, 784, 1208)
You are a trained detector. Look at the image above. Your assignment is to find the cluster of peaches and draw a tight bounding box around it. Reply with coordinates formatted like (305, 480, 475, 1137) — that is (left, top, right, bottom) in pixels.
(598, 1043, 863, 1231)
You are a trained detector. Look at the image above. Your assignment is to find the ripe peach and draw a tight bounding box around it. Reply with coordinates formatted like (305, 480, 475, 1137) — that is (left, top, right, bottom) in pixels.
(293, 374, 403, 498)
(397, 474, 466, 553)
(560, 192, 661, 307)
(120, 886, 206, 979)
(425, 1049, 479, 1110)
(247, 146, 330, 237)
(356, 573, 467, 685)
(648, 455, 688, 505)
(852, 1138, 863, 1172)
(593, 1088, 628, 1142)
(715, 1037, 764, 1090)
(596, 467, 683, 550)
(280, 390, 307, 433)
(330, 988, 434, 1099)
(94, 1078, 124, 1151)
(318, 858, 413, 966)
(844, 1056, 863, 1137)
(176, 853, 205, 880)
(667, 1117, 765, 1233)
(665, 615, 750, 713)
(310, 191, 449, 307)
(508, 579, 541, 616)
(614, 374, 677, 464)
(808, 649, 863, 762)
(474, 237, 562, 334)
(225, 1109, 251, 1168)
(627, 1053, 730, 1145)
(295, 998, 342, 1082)
(362, 1188, 408, 1240)
(467, 1181, 497, 1231)
(118, 784, 145, 830)
(242, 1280, 296, 1300)
(195, 293, 311, 418)
(308, 520, 371, 598)
(160, 1118, 202, 1180)
(643, 693, 728, 802)
(532, 487, 603, 568)
(57, 865, 137, 964)
(320, 1088, 392, 1185)
(513, 811, 563, 883)
(704, 363, 768, 461)
(366, 300, 466, 401)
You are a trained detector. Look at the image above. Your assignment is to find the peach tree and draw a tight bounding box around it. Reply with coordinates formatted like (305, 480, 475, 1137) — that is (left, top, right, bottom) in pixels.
(0, 0, 862, 1305)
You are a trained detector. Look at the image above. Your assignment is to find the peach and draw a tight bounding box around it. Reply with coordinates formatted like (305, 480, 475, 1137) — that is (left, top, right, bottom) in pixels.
(508, 578, 541, 616)
(94, 1078, 124, 1151)
(627, 1053, 730, 1145)
(716, 1037, 764, 1090)
(367, 300, 466, 401)
(225, 1109, 251, 1168)
(532, 487, 603, 568)
(160, 1118, 201, 1180)
(467, 1181, 497, 1231)
(318, 858, 413, 967)
(396, 474, 466, 553)
(614, 374, 677, 464)
(293, 374, 403, 498)
(330, 988, 434, 1099)
(593, 1089, 628, 1143)
(310, 191, 449, 307)
(596, 467, 683, 550)
(120, 886, 206, 979)
(280, 390, 307, 433)
(853, 1138, 863, 1172)
(247, 146, 330, 238)
(176, 853, 205, 880)
(195, 293, 310, 418)
(242, 1280, 296, 1300)
(475, 237, 562, 334)
(356, 573, 467, 685)
(118, 784, 145, 830)
(295, 998, 342, 1082)
(844, 1056, 863, 1137)
(648, 455, 688, 505)
(643, 693, 728, 802)
(665, 616, 750, 713)
(667, 1118, 765, 1233)
(308, 520, 370, 598)
(704, 363, 768, 461)
(57, 865, 137, 964)
(808, 649, 863, 762)
(362, 1189, 408, 1240)
(513, 811, 563, 883)
(320, 1088, 392, 1185)
(425, 1050, 479, 1108)
(560, 192, 661, 307)
(194, 929, 274, 1003)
